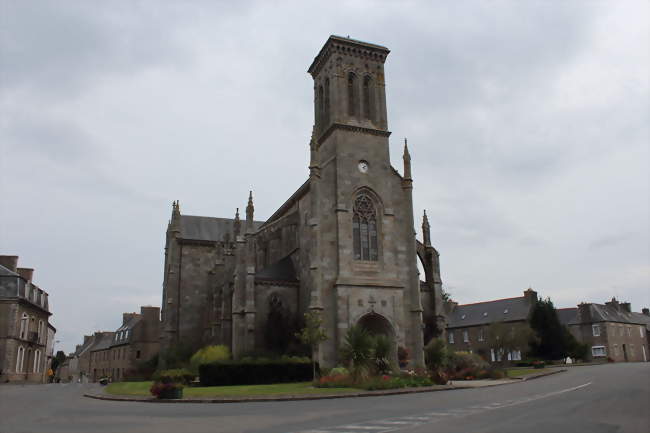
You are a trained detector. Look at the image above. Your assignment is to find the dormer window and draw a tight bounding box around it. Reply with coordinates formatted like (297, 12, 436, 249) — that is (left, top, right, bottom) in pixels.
(461, 314, 466, 320)
(483, 312, 488, 317)
(504, 309, 509, 314)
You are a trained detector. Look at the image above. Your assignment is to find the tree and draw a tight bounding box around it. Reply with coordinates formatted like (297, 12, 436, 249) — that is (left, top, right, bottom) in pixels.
(51, 350, 66, 372)
(295, 311, 328, 381)
(529, 298, 570, 360)
(487, 321, 536, 365)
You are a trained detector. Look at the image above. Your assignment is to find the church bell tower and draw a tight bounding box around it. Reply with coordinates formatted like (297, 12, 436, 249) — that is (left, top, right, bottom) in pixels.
(307, 36, 425, 368)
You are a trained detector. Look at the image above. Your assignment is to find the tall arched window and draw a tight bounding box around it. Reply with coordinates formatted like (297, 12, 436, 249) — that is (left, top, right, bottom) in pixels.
(318, 85, 324, 126)
(19, 313, 28, 339)
(363, 75, 374, 121)
(16, 346, 24, 373)
(347, 72, 357, 116)
(353, 194, 378, 261)
(324, 78, 330, 125)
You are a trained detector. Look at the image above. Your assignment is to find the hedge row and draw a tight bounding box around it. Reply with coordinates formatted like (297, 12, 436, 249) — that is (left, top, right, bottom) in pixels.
(199, 360, 317, 386)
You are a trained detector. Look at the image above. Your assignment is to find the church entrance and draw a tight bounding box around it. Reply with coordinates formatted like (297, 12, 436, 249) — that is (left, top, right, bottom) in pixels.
(356, 312, 397, 365)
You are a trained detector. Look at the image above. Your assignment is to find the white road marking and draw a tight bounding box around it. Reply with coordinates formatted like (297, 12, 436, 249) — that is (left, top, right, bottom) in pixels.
(292, 382, 592, 433)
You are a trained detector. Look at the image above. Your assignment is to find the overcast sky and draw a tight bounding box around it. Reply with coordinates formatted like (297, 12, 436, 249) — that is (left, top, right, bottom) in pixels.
(1, 0, 648, 353)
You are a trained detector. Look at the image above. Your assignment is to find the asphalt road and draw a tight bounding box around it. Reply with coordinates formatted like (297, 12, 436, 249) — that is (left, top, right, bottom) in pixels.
(1, 363, 648, 433)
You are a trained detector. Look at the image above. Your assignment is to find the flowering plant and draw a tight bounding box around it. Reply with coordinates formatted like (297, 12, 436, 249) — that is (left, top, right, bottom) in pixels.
(149, 381, 184, 398)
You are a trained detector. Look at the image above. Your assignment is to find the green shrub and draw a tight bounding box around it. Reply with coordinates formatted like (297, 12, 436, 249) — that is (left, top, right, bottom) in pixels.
(152, 368, 194, 385)
(199, 359, 315, 386)
(447, 351, 488, 380)
(189, 345, 230, 374)
(329, 366, 349, 376)
(424, 338, 448, 372)
(340, 326, 374, 381)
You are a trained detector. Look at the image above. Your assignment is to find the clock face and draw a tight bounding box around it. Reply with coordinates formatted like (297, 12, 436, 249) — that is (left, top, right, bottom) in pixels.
(358, 160, 369, 173)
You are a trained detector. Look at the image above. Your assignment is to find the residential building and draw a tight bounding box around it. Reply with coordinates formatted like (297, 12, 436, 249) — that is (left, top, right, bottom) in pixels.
(445, 289, 538, 362)
(563, 298, 648, 362)
(0, 255, 53, 383)
(107, 306, 160, 381)
(88, 332, 115, 381)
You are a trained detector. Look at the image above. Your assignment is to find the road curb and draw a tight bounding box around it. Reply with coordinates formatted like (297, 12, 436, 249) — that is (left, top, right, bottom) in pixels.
(84, 369, 565, 404)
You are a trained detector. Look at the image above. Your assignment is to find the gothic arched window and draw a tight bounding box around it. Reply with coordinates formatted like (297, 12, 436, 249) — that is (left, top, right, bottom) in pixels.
(348, 72, 357, 116)
(353, 194, 378, 261)
(318, 85, 324, 126)
(363, 75, 374, 121)
(324, 78, 330, 125)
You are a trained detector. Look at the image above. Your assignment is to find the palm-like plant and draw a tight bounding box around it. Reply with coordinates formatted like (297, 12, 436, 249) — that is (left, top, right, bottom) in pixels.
(373, 334, 393, 375)
(340, 326, 374, 381)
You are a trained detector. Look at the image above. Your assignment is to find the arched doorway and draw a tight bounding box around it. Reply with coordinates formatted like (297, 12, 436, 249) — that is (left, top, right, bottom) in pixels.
(356, 313, 397, 365)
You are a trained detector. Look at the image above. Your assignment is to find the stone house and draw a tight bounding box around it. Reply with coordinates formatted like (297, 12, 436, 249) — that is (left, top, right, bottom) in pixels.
(66, 333, 98, 382)
(88, 332, 115, 381)
(445, 289, 538, 362)
(0, 255, 54, 383)
(107, 306, 160, 382)
(160, 35, 445, 368)
(562, 299, 648, 362)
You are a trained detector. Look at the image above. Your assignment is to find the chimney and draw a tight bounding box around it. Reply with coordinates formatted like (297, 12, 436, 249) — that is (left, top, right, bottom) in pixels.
(140, 306, 160, 323)
(0, 255, 19, 272)
(17, 268, 34, 283)
(642, 308, 649, 316)
(83, 335, 92, 345)
(524, 288, 538, 304)
(122, 312, 139, 325)
(620, 302, 631, 313)
(605, 297, 619, 309)
(577, 303, 593, 324)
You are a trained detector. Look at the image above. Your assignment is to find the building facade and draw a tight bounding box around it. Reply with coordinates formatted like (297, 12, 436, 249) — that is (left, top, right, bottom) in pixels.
(445, 289, 537, 362)
(0, 255, 54, 383)
(564, 299, 648, 363)
(160, 36, 445, 368)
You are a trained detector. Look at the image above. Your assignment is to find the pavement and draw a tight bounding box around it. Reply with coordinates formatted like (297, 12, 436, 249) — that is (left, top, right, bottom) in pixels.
(1, 363, 648, 433)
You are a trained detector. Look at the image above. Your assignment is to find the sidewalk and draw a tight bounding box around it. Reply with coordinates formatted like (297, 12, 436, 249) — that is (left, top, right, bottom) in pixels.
(84, 369, 564, 404)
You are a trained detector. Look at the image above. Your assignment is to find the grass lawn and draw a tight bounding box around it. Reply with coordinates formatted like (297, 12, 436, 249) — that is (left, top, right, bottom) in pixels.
(506, 368, 544, 378)
(105, 381, 361, 398)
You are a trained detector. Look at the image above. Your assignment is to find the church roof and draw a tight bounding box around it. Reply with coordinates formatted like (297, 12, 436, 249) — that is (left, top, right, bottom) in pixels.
(447, 296, 533, 328)
(179, 215, 264, 242)
(256, 256, 298, 284)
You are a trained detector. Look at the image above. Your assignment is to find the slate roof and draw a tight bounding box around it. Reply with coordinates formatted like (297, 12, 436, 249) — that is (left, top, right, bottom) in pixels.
(89, 332, 115, 352)
(556, 308, 578, 326)
(256, 256, 298, 283)
(111, 315, 142, 346)
(630, 312, 650, 331)
(447, 296, 533, 328)
(179, 215, 264, 242)
(575, 303, 647, 326)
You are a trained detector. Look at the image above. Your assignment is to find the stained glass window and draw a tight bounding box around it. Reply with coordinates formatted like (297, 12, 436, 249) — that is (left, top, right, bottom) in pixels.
(353, 194, 378, 261)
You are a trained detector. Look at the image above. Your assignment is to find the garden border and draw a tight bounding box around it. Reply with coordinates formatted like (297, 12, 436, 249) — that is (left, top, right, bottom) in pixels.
(83, 369, 565, 404)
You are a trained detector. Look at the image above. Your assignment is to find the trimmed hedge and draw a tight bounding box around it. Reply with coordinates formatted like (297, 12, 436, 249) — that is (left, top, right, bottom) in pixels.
(199, 360, 317, 386)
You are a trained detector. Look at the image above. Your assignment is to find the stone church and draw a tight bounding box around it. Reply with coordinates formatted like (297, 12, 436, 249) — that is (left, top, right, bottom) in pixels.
(160, 35, 445, 368)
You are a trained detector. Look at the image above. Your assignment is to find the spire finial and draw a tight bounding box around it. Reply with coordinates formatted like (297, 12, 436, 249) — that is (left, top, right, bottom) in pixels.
(246, 191, 255, 233)
(233, 207, 241, 237)
(403, 138, 412, 180)
(422, 208, 431, 246)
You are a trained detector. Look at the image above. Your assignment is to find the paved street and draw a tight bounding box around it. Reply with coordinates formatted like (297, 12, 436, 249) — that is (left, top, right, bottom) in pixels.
(1, 363, 648, 433)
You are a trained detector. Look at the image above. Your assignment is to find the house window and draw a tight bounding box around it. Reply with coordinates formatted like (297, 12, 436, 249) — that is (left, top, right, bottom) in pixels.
(16, 346, 25, 373)
(38, 320, 44, 344)
(19, 314, 28, 339)
(490, 348, 495, 362)
(592, 325, 600, 337)
(591, 346, 606, 358)
(619, 325, 623, 337)
(463, 330, 469, 343)
(352, 194, 378, 261)
(478, 328, 484, 342)
(626, 326, 631, 337)
(641, 327, 645, 338)
(448, 332, 455, 344)
(511, 350, 522, 361)
(614, 344, 619, 356)
(33, 350, 41, 373)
